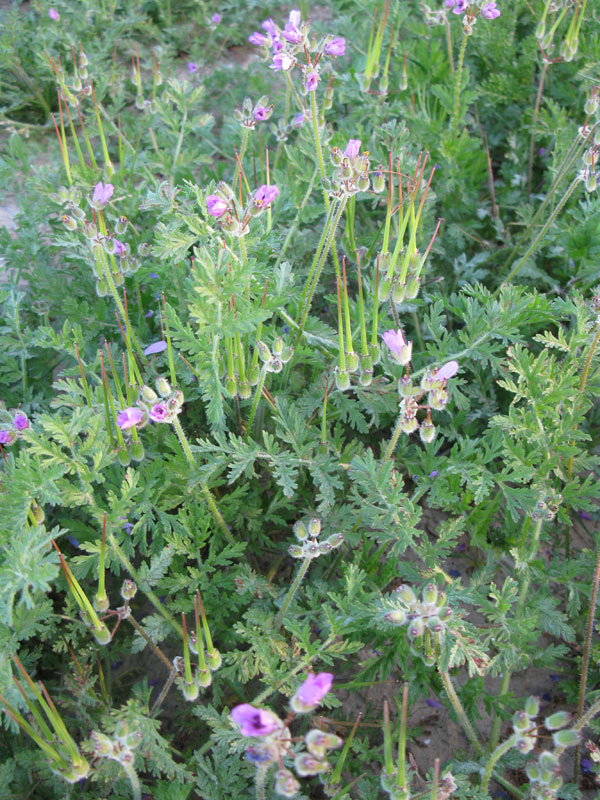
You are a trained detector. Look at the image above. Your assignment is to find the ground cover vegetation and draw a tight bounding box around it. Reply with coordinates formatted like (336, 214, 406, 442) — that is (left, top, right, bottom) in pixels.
(1, 0, 600, 798)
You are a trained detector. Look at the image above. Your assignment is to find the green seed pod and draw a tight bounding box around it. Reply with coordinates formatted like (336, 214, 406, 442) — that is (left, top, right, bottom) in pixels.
(405, 274, 420, 301)
(238, 379, 251, 399)
(419, 422, 436, 444)
(196, 668, 212, 688)
(373, 168, 385, 194)
(359, 367, 373, 387)
(392, 280, 407, 304)
(248, 364, 260, 385)
(423, 583, 438, 605)
(207, 649, 222, 670)
(181, 679, 199, 702)
(268, 357, 283, 374)
(335, 367, 351, 391)
(224, 375, 238, 397)
(94, 592, 109, 612)
(535, 21, 545, 40)
(118, 447, 131, 466)
(369, 341, 381, 365)
(378, 276, 393, 302)
(130, 440, 144, 461)
(346, 350, 360, 373)
(395, 584, 417, 604)
(93, 622, 112, 646)
(407, 617, 424, 639)
(385, 609, 407, 625)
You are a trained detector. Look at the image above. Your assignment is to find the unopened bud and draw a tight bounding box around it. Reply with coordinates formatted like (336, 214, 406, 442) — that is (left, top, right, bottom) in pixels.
(121, 579, 137, 600)
(395, 584, 416, 604)
(289, 544, 304, 558)
(552, 729, 580, 748)
(335, 366, 351, 391)
(385, 609, 407, 625)
(308, 517, 321, 537)
(94, 592, 109, 612)
(196, 667, 212, 688)
(373, 168, 385, 194)
(155, 377, 171, 397)
(294, 520, 308, 540)
(181, 679, 199, 702)
(256, 341, 272, 363)
(62, 213, 77, 230)
(118, 447, 131, 466)
(139, 385, 158, 404)
(419, 422, 436, 443)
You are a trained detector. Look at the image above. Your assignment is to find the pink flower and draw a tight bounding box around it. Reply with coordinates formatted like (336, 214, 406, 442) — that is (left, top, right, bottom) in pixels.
(261, 18, 277, 38)
(325, 37, 345, 57)
(48, 7, 60, 20)
(305, 71, 319, 92)
(249, 31, 268, 46)
(270, 52, 295, 71)
(436, 360, 459, 381)
(144, 341, 168, 356)
(481, 1, 500, 18)
(206, 194, 228, 217)
(231, 704, 280, 737)
(91, 182, 114, 209)
(254, 106, 270, 121)
(113, 238, 126, 257)
(344, 139, 361, 160)
(211, 13, 221, 24)
(253, 185, 279, 208)
(382, 328, 412, 366)
(149, 403, 169, 422)
(452, 0, 468, 12)
(282, 10, 303, 44)
(117, 407, 144, 430)
(0, 430, 14, 445)
(291, 672, 333, 712)
(188, 62, 198, 73)
(13, 412, 29, 431)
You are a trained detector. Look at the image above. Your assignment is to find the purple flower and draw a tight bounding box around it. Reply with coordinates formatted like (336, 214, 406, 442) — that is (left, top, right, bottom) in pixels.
(293, 112, 306, 127)
(581, 759, 593, 774)
(149, 272, 159, 279)
(254, 106, 269, 121)
(344, 139, 361, 160)
(48, 7, 60, 20)
(579, 511, 593, 521)
(261, 18, 277, 38)
(305, 71, 319, 92)
(426, 698, 443, 709)
(452, 0, 468, 12)
(188, 62, 198, 74)
(145, 309, 154, 318)
(429, 469, 439, 478)
(253, 184, 279, 208)
(283, 10, 303, 44)
(91, 181, 114, 208)
(113, 238, 126, 257)
(436, 360, 459, 381)
(144, 340, 168, 356)
(206, 194, 228, 217)
(291, 672, 333, 712)
(481, 1, 500, 18)
(231, 704, 280, 737)
(13, 412, 29, 431)
(325, 37, 346, 57)
(0, 430, 13, 445)
(249, 31, 269, 46)
(117, 407, 144, 430)
(211, 13, 221, 24)
(270, 52, 294, 71)
(382, 328, 412, 366)
(149, 403, 169, 422)
(272, 40, 284, 54)
(445, 0, 456, 6)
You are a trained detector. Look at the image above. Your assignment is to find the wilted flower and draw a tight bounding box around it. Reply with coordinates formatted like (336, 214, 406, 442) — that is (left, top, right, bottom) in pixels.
(291, 672, 333, 712)
(248, 31, 269, 46)
(382, 328, 413, 366)
(436, 360, 459, 381)
(231, 704, 281, 737)
(481, 1, 500, 18)
(325, 37, 346, 56)
(13, 411, 29, 431)
(90, 182, 114, 209)
(149, 403, 169, 422)
(206, 194, 228, 217)
(253, 184, 279, 208)
(144, 340, 168, 356)
(344, 139, 361, 160)
(113, 238, 126, 257)
(48, 7, 60, 20)
(305, 71, 319, 92)
(116, 408, 144, 430)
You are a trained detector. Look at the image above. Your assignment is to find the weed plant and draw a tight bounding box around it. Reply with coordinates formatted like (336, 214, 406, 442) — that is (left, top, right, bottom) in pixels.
(1, 0, 600, 799)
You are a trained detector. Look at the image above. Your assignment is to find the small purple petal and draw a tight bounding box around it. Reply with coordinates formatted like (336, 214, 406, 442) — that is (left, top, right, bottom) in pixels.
(429, 470, 439, 478)
(325, 37, 345, 57)
(48, 7, 60, 20)
(145, 310, 154, 318)
(149, 272, 159, 279)
(13, 412, 29, 431)
(144, 341, 168, 355)
(231, 704, 280, 737)
(117, 407, 144, 430)
(188, 62, 198, 74)
(293, 672, 333, 707)
(426, 698, 443, 709)
(344, 139, 361, 160)
(149, 403, 169, 422)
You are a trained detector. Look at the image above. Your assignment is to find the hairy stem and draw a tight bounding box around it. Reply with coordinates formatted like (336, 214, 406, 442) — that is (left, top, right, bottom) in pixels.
(452, 34, 468, 137)
(273, 556, 312, 631)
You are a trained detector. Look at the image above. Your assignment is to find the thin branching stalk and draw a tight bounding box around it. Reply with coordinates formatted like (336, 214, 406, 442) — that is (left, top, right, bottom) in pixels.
(273, 555, 312, 631)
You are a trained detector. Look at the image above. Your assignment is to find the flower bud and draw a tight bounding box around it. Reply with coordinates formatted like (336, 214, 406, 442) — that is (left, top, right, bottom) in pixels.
(395, 584, 416, 604)
(585, 172, 598, 193)
(427, 615, 443, 633)
(369, 341, 381, 365)
(155, 377, 171, 397)
(294, 753, 330, 776)
(294, 520, 308, 540)
(289, 544, 304, 558)
(330, 147, 343, 166)
(267, 357, 283, 374)
(357, 174, 370, 192)
(256, 341, 272, 363)
(552, 729, 580, 748)
(93, 622, 112, 646)
(545, 711, 571, 730)
(121, 579, 137, 600)
(325, 533, 344, 549)
(515, 735, 536, 753)
(139, 385, 158, 404)
(524, 696, 540, 719)
(392, 280, 407, 304)
(512, 710, 530, 732)
(385, 609, 407, 625)
(275, 768, 301, 797)
(118, 447, 131, 466)
(535, 21, 545, 41)
(91, 732, 114, 756)
(308, 517, 321, 537)
(525, 762, 541, 781)
(373, 167, 385, 194)
(62, 213, 77, 230)
(407, 618, 424, 639)
(423, 583, 438, 605)
(94, 592, 109, 612)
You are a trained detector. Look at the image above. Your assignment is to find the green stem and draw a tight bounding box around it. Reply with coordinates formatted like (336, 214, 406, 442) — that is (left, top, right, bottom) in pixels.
(482, 734, 517, 792)
(294, 197, 348, 350)
(170, 107, 188, 186)
(555, 696, 600, 760)
(273, 556, 312, 631)
(245, 366, 267, 442)
(438, 669, 483, 755)
(489, 517, 543, 749)
(495, 177, 580, 294)
(382, 415, 405, 464)
(452, 34, 468, 137)
(122, 761, 141, 800)
(171, 417, 236, 547)
(255, 762, 269, 800)
(232, 127, 250, 192)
